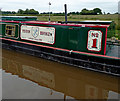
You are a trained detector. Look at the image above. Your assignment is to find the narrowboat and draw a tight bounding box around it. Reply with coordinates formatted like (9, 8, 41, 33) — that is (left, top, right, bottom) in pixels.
(0, 16, 120, 76)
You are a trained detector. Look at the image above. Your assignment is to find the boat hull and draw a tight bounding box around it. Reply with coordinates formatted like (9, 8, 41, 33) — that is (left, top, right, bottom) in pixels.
(1, 38, 120, 76)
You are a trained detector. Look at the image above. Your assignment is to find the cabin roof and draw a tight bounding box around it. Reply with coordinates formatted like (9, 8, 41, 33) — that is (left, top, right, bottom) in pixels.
(58, 20, 112, 25)
(1, 16, 111, 28)
(1, 16, 37, 18)
(0, 20, 110, 28)
(21, 20, 110, 28)
(1, 16, 37, 21)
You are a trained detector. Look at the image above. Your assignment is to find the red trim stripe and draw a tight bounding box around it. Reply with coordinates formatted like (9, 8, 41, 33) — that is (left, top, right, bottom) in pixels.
(0, 20, 20, 23)
(104, 28, 108, 55)
(1, 38, 120, 60)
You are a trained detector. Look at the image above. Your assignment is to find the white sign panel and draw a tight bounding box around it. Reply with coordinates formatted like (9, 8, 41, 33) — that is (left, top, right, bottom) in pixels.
(87, 30, 102, 52)
(21, 25, 55, 44)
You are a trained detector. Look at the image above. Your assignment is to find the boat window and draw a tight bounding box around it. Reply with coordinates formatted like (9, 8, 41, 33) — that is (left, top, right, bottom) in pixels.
(6, 25, 15, 37)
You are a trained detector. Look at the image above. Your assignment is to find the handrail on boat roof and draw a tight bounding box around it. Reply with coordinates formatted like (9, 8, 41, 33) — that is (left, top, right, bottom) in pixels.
(58, 20, 113, 25)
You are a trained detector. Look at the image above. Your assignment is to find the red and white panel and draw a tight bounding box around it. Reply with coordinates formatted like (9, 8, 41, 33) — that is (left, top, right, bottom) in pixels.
(87, 30, 102, 52)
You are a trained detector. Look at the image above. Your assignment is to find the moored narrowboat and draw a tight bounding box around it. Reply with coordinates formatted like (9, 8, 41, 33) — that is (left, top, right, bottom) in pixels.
(0, 16, 120, 76)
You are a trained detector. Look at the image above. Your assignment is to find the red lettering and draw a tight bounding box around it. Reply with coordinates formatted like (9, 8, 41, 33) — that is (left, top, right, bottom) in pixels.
(40, 31, 52, 36)
(22, 29, 30, 33)
(92, 39, 97, 48)
(96, 33, 98, 37)
(92, 33, 98, 37)
(92, 33, 95, 37)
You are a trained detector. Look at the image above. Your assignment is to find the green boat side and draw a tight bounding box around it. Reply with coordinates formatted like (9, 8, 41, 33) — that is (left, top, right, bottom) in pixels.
(0, 19, 119, 61)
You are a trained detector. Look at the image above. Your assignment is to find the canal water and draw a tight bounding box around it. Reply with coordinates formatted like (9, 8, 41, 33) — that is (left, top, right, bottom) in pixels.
(1, 49, 120, 100)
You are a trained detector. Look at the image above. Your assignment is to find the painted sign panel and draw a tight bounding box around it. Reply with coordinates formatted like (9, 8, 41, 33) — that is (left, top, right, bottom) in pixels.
(21, 25, 55, 44)
(87, 30, 102, 52)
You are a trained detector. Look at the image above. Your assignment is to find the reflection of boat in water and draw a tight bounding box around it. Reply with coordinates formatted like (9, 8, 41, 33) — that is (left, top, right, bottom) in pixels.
(2, 49, 119, 100)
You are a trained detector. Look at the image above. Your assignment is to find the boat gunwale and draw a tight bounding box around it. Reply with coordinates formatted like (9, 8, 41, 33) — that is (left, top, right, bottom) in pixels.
(1, 37, 120, 60)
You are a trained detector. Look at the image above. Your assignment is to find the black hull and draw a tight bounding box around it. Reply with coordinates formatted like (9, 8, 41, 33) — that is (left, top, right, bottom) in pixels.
(1, 39, 120, 76)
